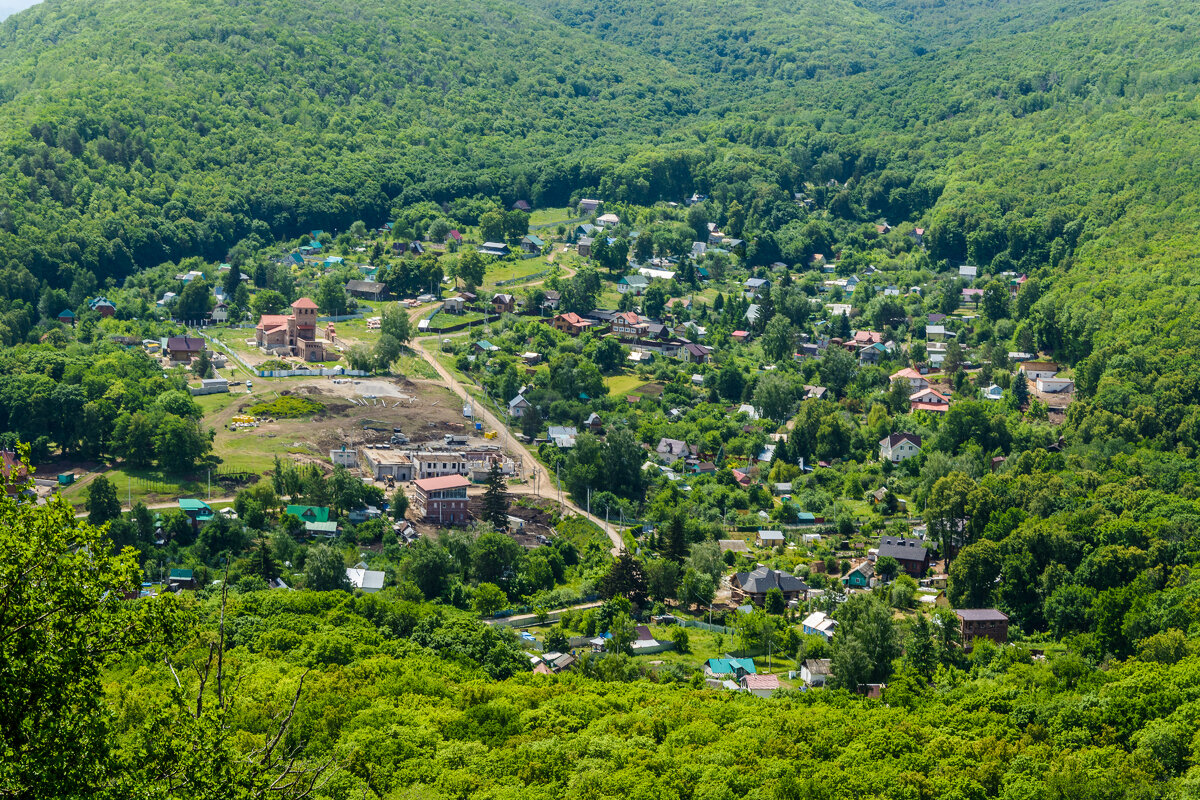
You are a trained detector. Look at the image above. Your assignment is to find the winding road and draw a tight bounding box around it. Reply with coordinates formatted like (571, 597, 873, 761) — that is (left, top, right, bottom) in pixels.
(401, 249, 625, 555)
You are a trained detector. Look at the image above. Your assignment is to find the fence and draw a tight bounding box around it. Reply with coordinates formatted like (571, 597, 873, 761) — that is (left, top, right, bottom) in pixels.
(194, 330, 257, 375)
(678, 619, 734, 635)
(255, 367, 371, 378)
(319, 310, 371, 322)
(495, 269, 549, 286)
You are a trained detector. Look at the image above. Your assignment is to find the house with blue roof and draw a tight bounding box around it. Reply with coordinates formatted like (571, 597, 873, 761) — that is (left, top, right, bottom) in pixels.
(57, 309, 76, 326)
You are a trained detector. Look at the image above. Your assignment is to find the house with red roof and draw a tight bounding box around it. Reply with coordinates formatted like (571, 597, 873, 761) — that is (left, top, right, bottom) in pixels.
(413, 474, 470, 525)
(889, 368, 929, 392)
(552, 312, 595, 336)
(910, 388, 951, 414)
(254, 297, 327, 361)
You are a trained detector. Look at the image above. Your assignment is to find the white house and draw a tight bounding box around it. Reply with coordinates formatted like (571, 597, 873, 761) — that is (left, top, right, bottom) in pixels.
(959, 265, 978, 279)
(346, 567, 386, 593)
(910, 388, 951, 413)
(330, 446, 359, 468)
(799, 658, 832, 687)
(1019, 361, 1059, 381)
(880, 433, 922, 463)
(597, 212, 621, 227)
(1037, 376, 1075, 393)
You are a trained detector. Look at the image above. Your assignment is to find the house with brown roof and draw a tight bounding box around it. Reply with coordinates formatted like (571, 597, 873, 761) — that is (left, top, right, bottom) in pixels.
(1019, 361, 1060, 381)
(879, 433, 922, 463)
(955, 609, 1009, 650)
(492, 294, 516, 314)
(166, 336, 206, 363)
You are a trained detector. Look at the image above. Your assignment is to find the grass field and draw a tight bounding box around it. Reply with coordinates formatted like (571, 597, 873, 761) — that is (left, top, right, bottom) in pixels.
(603, 373, 644, 396)
(528, 208, 578, 229)
(483, 258, 553, 288)
(427, 311, 488, 331)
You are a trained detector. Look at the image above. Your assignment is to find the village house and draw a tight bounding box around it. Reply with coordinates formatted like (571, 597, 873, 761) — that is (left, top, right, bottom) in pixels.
(547, 426, 577, 448)
(910, 387, 951, 414)
(479, 242, 510, 257)
(802, 610, 837, 641)
(877, 536, 932, 578)
(755, 530, 785, 548)
(346, 279, 386, 301)
(612, 311, 646, 338)
(552, 312, 595, 335)
(210, 302, 229, 323)
(254, 298, 328, 361)
(578, 198, 602, 215)
(955, 609, 1010, 650)
(889, 368, 929, 392)
(744, 277, 771, 297)
(959, 265, 978, 279)
(508, 393, 531, 418)
(165, 336, 206, 364)
(740, 674, 782, 697)
(1037, 376, 1074, 393)
(89, 296, 117, 317)
(346, 567, 386, 593)
(1018, 361, 1058, 380)
(730, 566, 808, 606)
(618, 274, 649, 295)
(704, 657, 756, 680)
(656, 437, 695, 462)
(596, 212, 620, 227)
(540, 290, 561, 311)
(981, 384, 1004, 401)
(842, 561, 874, 589)
(492, 293, 516, 314)
(800, 659, 832, 687)
(413, 474, 470, 524)
(879, 432, 922, 463)
(681, 342, 712, 363)
(330, 446, 359, 468)
(576, 236, 594, 257)
(520, 234, 544, 254)
(442, 296, 465, 314)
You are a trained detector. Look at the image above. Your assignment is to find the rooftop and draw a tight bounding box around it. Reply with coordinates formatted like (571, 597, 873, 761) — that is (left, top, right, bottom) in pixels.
(415, 474, 470, 492)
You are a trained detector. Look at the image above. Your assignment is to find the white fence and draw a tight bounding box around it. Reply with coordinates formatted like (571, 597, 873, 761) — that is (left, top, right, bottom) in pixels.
(256, 368, 372, 378)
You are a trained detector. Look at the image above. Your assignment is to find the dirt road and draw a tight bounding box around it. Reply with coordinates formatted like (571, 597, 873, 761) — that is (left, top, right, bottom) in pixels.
(406, 334, 625, 555)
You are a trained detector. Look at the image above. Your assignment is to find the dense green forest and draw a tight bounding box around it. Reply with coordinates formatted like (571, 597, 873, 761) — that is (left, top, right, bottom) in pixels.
(9, 0, 1200, 796)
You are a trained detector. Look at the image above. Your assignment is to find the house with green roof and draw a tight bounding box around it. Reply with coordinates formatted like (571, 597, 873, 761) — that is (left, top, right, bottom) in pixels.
(704, 657, 757, 680)
(57, 309, 76, 326)
(286, 505, 336, 535)
(168, 568, 196, 590)
(286, 505, 330, 523)
(178, 499, 214, 528)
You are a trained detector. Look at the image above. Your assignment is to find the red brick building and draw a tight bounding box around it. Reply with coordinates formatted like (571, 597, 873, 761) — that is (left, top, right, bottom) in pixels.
(413, 475, 470, 525)
(955, 609, 1009, 650)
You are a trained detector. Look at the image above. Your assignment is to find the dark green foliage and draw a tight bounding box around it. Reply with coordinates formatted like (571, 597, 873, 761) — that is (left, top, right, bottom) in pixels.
(482, 461, 511, 531)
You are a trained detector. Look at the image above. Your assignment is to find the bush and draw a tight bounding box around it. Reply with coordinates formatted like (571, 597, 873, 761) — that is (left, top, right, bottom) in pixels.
(249, 396, 326, 418)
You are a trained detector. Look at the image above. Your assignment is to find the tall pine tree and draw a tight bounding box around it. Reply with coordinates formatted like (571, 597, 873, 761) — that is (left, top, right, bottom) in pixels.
(482, 461, 510, 531)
